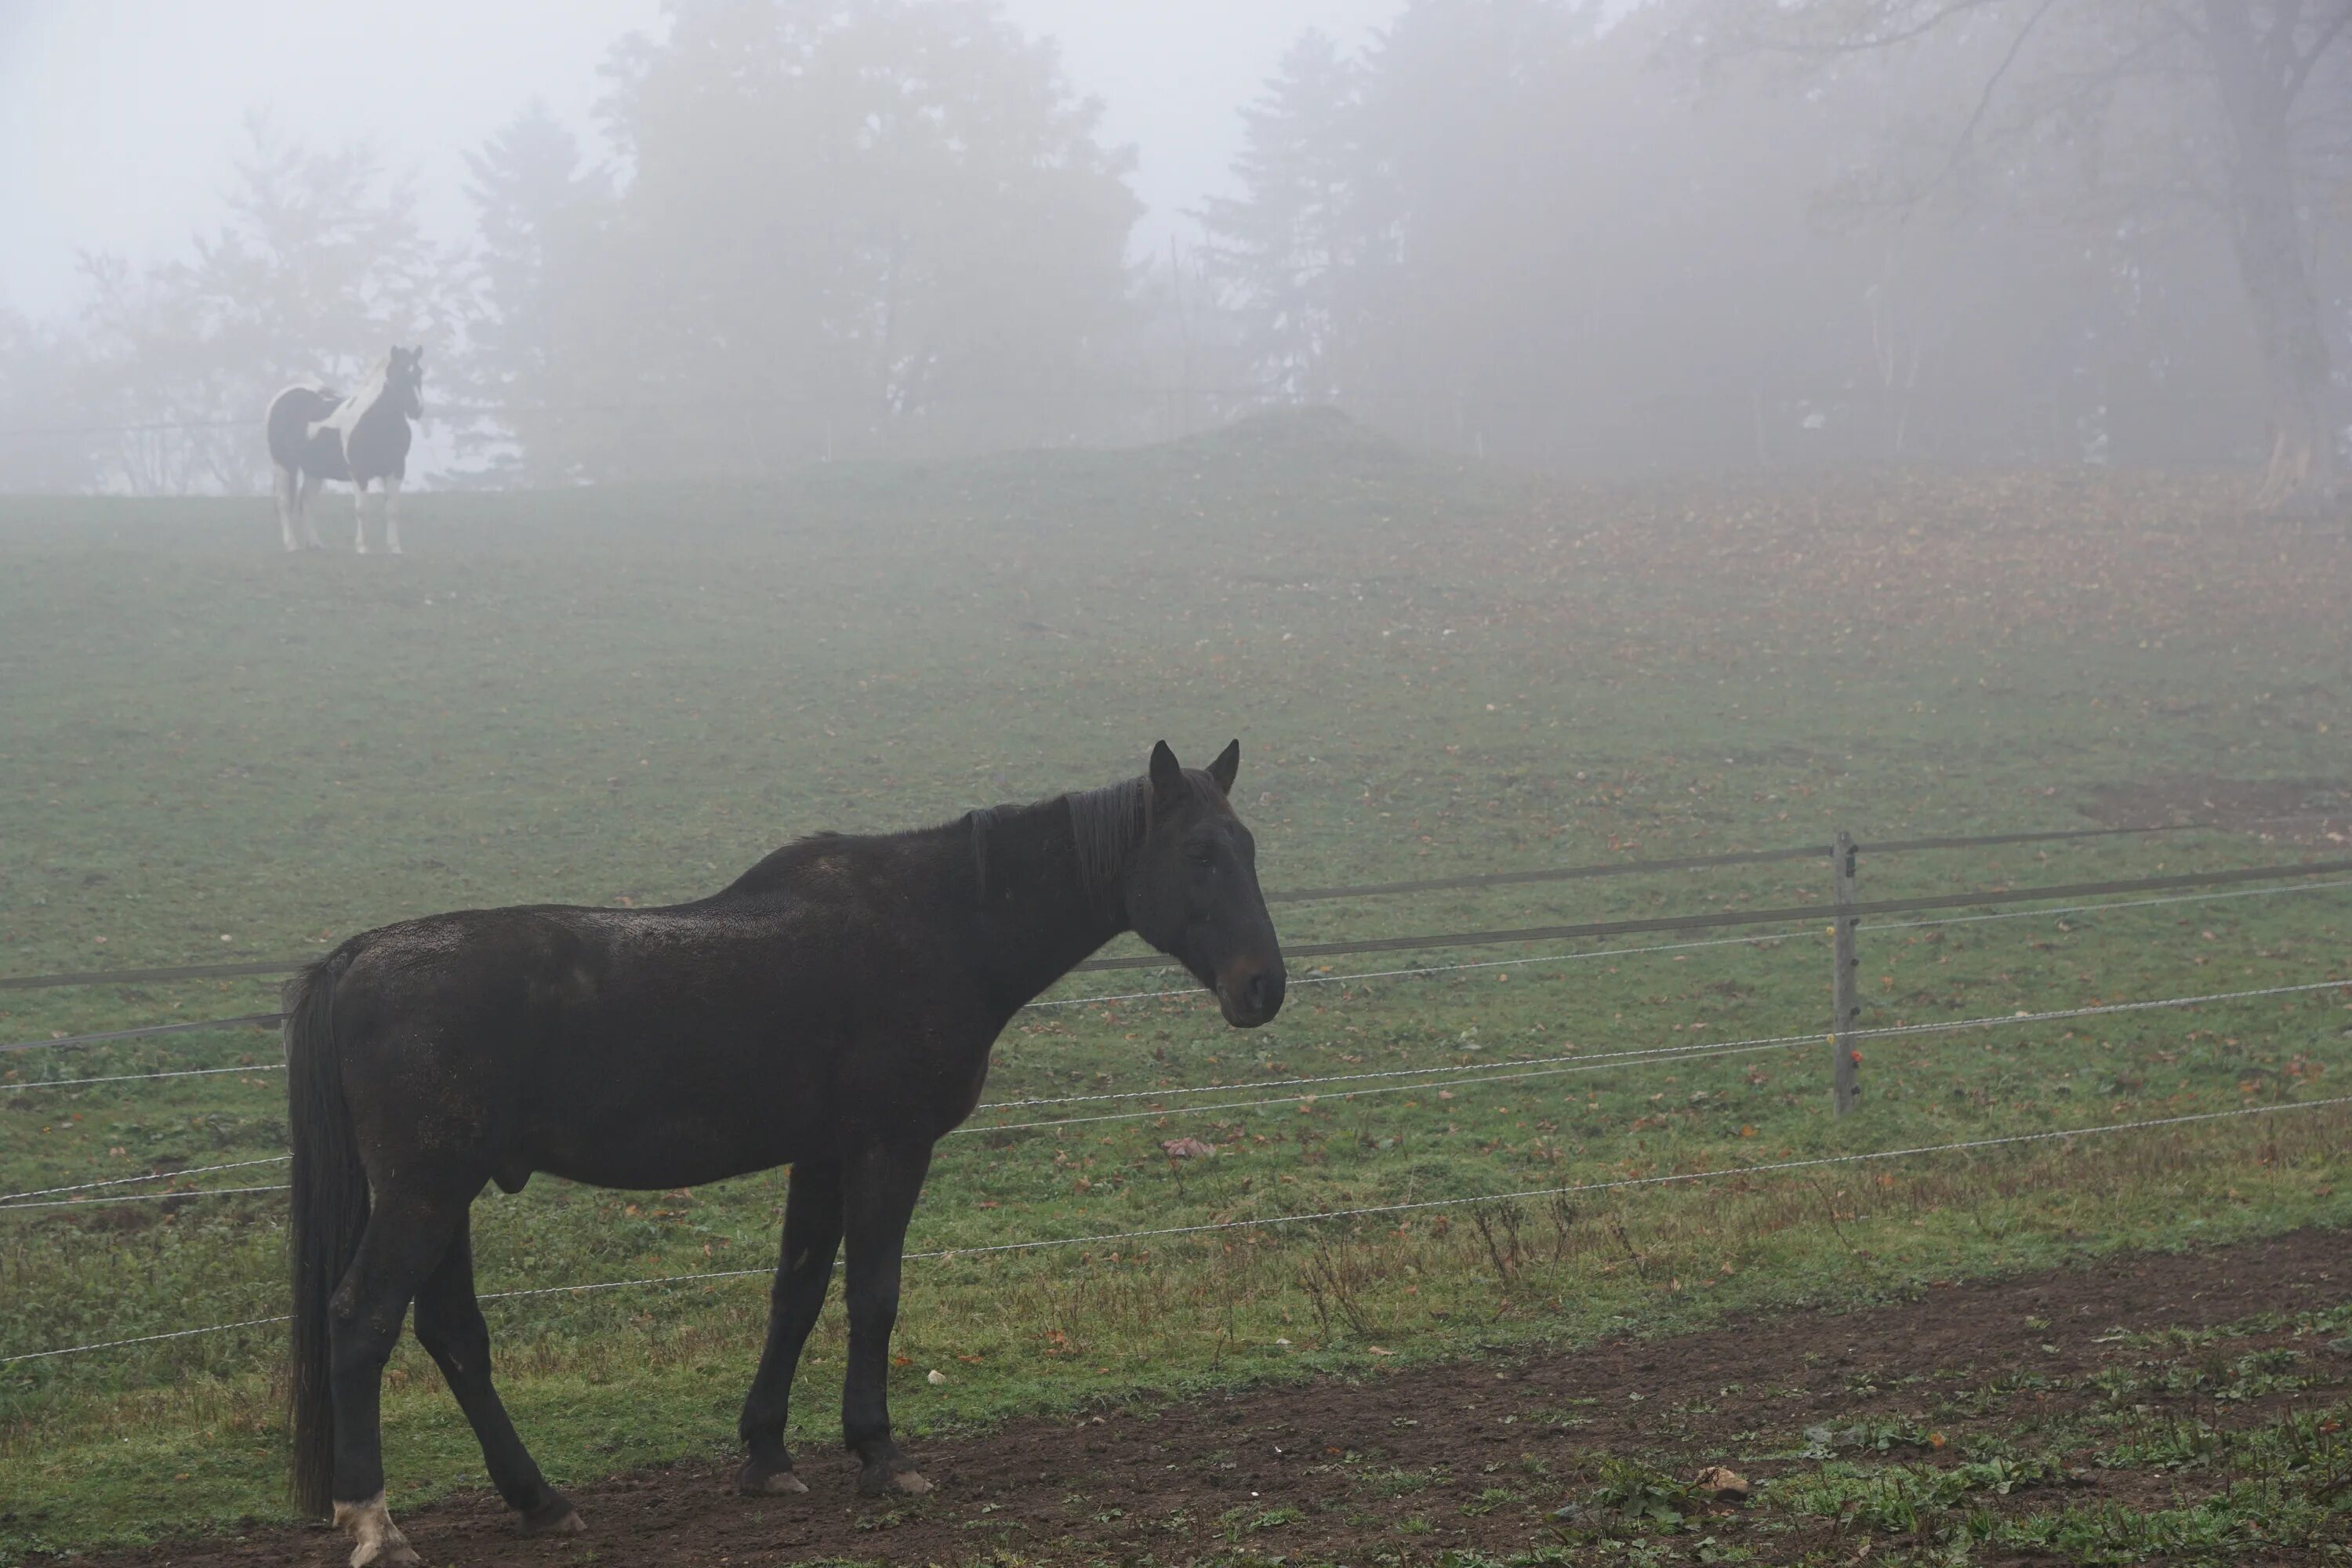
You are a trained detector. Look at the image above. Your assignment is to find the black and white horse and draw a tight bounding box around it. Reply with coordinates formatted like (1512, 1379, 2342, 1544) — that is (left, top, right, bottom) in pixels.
(266, 346, 425, 554)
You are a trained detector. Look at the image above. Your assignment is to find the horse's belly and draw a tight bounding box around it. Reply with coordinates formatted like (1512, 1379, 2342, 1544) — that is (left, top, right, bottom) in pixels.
(519, 1043, 829, 1191)
(535, 1142, 787, 1192)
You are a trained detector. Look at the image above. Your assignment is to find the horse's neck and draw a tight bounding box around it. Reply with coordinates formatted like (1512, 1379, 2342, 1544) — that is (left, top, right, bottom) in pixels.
(329, 365, 392, 431)
(967, 798, 1129, 1014)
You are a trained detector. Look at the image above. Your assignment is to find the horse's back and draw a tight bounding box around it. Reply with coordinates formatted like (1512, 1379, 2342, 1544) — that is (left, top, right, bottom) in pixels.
(267, 383, 350, 479)
(324, 897, 928, 1189)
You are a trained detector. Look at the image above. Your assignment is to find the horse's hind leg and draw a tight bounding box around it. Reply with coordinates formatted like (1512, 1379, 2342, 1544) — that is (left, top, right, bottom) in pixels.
(274, 465, 299, 551)
(735, 1160, 844, 1495)
(839, 1141, 935, 1497)
(414, 1210, 583, 1535)
(298, 471, 327, 549)
(327, 1188, 468, 1566)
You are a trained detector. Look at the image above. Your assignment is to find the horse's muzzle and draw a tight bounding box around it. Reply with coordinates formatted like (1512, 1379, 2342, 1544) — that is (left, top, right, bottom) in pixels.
(1214, 962, 1287, 1029)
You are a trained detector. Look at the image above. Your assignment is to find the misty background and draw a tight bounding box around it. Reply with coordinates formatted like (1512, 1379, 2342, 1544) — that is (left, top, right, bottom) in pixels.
(2, 0, 2347, 502)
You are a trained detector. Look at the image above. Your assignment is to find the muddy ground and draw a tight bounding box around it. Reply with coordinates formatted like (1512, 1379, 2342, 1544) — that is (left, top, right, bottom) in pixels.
(72, 1229, 2352, 1566)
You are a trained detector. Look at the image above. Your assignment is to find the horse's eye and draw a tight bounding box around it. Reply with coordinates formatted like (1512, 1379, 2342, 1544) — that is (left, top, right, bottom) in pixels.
(1188, 846, 1217, 868)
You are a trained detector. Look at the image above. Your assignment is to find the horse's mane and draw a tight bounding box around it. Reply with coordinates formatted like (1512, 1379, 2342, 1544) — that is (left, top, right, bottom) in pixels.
(967, 779, 1143, 906)
(319, 357, 392, 435)
(1065, 776, 1152, 898)
(352, 356, 392, 405)
(969, 771, 1219, 907)
(723, 772, 1206, 910)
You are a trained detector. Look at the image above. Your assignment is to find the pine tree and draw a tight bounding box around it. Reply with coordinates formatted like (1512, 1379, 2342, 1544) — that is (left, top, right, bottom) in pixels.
(463, 101, 612, 483)
(1196, 30, 1363, 398)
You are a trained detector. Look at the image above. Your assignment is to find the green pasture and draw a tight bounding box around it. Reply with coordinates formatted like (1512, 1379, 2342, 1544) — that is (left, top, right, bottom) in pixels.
(2, 421, 2347, 1557)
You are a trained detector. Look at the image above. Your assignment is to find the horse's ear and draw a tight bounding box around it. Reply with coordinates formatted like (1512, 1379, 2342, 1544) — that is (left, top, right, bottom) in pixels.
(1149, 740, 1185, 804)
(1207, 739, 1240, 795)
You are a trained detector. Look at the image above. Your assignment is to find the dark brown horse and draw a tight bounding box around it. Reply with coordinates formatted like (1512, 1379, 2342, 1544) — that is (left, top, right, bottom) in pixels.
(286, 742, 1285, 1565)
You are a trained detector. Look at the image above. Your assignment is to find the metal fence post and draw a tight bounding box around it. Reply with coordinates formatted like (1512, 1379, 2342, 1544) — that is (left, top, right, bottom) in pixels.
(1831, 829, 1861, 1115)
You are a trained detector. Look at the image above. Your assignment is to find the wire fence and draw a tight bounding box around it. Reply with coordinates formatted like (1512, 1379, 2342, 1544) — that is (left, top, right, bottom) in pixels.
(5, 816, 2347, 1374)
(10, 855, 2347, 1062)
(9, 976, 2343, 1211)
(9, 1090, 2347, 1366)
(0, 818, 2247, 995)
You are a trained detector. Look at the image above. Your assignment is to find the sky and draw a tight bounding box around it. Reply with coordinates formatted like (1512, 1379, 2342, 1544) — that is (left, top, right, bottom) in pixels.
(0, 0, 1406, 322)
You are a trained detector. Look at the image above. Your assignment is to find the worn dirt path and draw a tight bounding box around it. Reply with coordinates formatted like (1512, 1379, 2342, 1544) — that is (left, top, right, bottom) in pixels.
(83, 1229, 2352, 1566)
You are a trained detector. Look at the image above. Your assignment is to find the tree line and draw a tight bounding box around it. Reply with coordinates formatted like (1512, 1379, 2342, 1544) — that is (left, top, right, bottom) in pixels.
(3, 0, 2344, 506)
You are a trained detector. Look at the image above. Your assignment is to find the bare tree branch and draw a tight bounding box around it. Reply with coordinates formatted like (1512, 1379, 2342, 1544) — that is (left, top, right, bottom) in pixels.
(2261, 0, 2310, 85)
(1746, 0, 2012, 56)
(1932, 0, 2067, 189)
(2285, 0, 2352, 102)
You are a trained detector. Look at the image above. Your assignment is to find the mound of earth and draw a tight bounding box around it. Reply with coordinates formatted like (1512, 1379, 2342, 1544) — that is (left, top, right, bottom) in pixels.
(1174, 404, 1407, 468)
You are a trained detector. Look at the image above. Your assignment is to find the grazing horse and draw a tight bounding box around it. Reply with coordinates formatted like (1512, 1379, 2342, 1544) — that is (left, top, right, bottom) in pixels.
(286, 741, 1286, 1565)
(266, 346, 424, 554)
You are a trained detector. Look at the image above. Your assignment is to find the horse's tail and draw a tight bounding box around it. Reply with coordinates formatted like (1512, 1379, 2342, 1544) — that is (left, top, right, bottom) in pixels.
(285, 945, 369, 1518)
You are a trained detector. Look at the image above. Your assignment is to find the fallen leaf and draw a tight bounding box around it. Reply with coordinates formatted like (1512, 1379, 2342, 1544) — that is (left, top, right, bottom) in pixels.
(1693, 1465, 1749, 1501)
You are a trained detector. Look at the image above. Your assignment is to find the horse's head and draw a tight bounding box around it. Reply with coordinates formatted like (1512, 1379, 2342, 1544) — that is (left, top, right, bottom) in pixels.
(385, 345, 425, 419)
(1121, 740, 1287, 1028)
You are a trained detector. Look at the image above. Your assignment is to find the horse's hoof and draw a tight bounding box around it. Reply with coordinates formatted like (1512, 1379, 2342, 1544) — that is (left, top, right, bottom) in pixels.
(858, 1464, 931, 1497)
(334, 1492, 419, 1567)
(735, 1458, 808, 1495)
(519, 1493, 586, 1536)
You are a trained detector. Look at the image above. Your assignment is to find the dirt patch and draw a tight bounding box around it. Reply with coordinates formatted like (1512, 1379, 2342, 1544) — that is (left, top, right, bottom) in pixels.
(2083, 775, 2352, 846)
(70, 1229, 2352, 1566)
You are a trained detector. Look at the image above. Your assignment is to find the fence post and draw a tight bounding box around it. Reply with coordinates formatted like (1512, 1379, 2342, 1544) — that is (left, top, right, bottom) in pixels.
(1831, 829, 1861, 1114)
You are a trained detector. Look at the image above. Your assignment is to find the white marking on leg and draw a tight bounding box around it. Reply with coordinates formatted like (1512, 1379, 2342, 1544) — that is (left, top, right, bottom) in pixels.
(383, 475, 404, 555)
(332, 1491, 419, 1567)
(274, 466, 298, 551)
(353, 478, 371, 554)
(299, 472, 326, 548)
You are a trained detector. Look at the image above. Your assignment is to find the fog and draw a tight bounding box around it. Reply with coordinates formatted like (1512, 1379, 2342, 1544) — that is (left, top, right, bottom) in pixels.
(3, 0, 2347, 503)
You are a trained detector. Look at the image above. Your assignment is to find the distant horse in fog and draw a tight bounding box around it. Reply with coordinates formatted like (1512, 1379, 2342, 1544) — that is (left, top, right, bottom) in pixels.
(267, 346, 425, 554)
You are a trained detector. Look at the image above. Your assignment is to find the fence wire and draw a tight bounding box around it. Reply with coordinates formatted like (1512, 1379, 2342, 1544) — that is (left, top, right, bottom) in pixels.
(9, 863, 2350, 1063)
(10, 1090, 2347, 1366)
(0, 819, 2271, 995)
(10, 975, 2339, 1211)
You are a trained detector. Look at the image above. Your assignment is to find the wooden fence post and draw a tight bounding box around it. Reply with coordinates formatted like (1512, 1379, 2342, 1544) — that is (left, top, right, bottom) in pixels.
(1831, 829, 1861, 1115)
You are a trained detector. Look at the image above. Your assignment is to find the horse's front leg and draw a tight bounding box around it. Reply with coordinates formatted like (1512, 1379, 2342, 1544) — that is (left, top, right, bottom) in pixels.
(352, 477, 372, 554)
(382, 475, 405, 555)
(735, 1160, 844, 1495)
(839, 1140, 935, 1497)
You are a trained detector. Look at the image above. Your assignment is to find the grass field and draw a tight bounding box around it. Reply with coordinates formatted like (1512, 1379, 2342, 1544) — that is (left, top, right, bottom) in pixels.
(3, 416, 2350, 1562)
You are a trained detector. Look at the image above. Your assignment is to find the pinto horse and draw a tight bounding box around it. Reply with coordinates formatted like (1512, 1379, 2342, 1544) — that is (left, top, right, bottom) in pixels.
(266, 346, 424, 554)
(286, 741, 1286, 1564)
